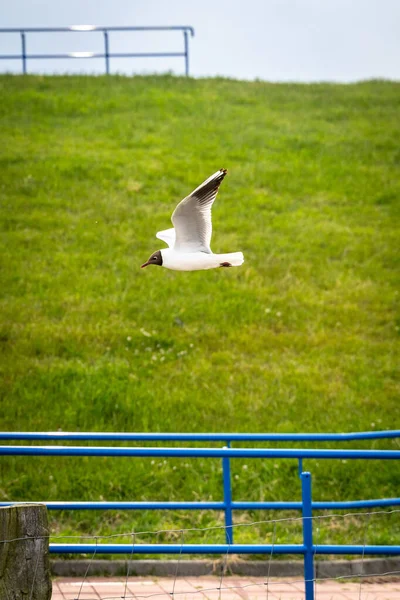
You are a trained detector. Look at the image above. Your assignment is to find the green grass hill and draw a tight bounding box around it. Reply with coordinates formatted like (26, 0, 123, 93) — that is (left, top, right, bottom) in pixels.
(0, 75, 399, 550)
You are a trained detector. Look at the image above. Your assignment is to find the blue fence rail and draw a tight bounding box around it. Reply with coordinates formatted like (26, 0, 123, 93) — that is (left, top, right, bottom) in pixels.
(0, 25, 195, 76)
(1, 430, 399, 441)
(1, 431, 400, 600)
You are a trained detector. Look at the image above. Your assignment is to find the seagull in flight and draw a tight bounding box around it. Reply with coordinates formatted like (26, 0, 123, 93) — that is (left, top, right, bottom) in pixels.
(141, 169, 244, 271)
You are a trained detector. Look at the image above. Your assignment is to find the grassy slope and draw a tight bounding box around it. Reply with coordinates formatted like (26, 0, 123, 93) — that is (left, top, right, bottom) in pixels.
(0, 75, 399, 549)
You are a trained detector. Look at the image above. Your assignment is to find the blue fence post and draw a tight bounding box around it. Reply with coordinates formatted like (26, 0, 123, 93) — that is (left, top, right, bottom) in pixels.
(20, 31, 27, 74)
(298, 458, 303, 478)
(301, 472, 314, 600)
(103, 31, 110, 74)
(222, 442, 233, 544)
(183, 30, 189, 76)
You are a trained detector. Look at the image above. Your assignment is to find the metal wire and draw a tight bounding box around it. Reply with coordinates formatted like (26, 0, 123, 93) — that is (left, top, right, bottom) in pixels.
(265, 522, 276, 600)
(2, 508, 399, 545)
(358, 512, 371, 600)
(75, 536, 97, 600)
(2, 510, 399, 599)
(171, 530, 184, 598)
(123, 532, 136, 600)
(83, 570, 400, 600)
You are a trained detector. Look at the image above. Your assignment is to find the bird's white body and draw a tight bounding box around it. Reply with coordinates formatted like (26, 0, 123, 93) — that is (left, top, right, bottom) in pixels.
(161, 249, 244, 271)
(141, 169, 244, 272)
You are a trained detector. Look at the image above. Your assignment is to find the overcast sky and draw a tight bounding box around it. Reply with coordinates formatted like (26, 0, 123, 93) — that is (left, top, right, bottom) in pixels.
(1, 0, 399, 81)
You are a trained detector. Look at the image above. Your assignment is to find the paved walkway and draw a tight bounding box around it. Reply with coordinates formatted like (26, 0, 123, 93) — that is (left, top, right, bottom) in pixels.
(52, 576, 400, 600)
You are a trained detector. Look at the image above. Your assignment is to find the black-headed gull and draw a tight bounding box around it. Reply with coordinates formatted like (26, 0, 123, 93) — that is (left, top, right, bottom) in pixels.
(141, 169, 244, 271)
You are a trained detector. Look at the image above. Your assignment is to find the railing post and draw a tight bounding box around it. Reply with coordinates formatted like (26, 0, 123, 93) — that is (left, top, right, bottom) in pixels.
(298, 458, 303, 478)
(103, 30, 110, 75)
(20, 31, 27, 74)
(301, 471, 314, 600)
(222, 442, 233, 544)
(183, 30, 189, 76)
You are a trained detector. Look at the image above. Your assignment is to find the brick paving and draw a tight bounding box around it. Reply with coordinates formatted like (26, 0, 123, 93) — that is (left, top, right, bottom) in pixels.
(52, 576, 400, 600)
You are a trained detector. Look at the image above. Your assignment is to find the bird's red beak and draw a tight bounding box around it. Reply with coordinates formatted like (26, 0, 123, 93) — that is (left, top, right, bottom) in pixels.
(141, 261, 150, 268)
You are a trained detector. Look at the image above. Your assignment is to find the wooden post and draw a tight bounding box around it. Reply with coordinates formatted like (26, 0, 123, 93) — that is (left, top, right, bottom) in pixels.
(0, 504, 52, 600)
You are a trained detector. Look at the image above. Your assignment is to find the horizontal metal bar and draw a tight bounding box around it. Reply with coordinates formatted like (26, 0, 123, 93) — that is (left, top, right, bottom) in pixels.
(0, 52, 185, 60)
(234, 498, 400, 510)
(2, 498, 400, 510)
(0, 501, 226, 510)
(0, 55, 26, 60)
(50, 543, 306, 554)
(315, 545, 400, 555)
(49, 543, 400, 555)
(1, 430, 399, 442)
(312, 498, 400, 509)
(0, 26, 195, 36)
(2, 445, 400, 459)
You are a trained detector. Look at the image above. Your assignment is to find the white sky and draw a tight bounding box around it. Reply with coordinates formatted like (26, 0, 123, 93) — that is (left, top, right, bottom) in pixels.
(0, 0, 399, 81)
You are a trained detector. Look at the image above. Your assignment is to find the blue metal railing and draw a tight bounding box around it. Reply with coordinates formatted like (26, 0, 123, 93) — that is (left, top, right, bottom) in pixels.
(1, 429, 399, 441)
(1, 431, 400, 600)
(0, 25, 195, 76)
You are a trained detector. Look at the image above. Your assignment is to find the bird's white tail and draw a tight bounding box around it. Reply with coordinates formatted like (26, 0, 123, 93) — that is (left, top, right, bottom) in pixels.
(218, 252, 244, 267)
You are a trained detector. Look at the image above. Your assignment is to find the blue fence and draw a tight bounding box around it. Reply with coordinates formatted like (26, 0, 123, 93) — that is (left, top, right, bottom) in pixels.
(0, 25, 195, 75)
(1, 430, 400, 600)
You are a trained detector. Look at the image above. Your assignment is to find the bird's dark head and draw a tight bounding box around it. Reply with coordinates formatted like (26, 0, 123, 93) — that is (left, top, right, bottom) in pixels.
(141, 250, 163, 268)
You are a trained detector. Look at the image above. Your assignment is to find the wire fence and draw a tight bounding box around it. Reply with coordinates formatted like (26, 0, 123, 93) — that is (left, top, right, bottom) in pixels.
(2, 508, 400, 600)
(2, 434, 400, 598)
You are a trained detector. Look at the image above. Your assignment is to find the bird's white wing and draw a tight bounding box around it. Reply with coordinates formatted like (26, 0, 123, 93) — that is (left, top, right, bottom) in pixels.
(171, 169, 227, 254)
(156, 228, 176, 248)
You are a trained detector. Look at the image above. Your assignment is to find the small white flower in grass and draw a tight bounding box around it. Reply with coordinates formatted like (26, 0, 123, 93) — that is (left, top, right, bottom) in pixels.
(151, 355, 157, 361)
(265, 308, 271, 313)
(242, 464, 248, 470)
(151, 460, 155, 465)
(127, 336, 132, 342)
(234, 475, 239, 480)
(184, 463, 189, 468)
(274, 463, 279, 469)
(276, 312, 282, 317)
(342, 459, 347, 464)
(173, 466, 177, 471)
(49, 475, 53, 480)
(140, 328, 152, 337)
(371, 422, 375, 428)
